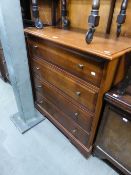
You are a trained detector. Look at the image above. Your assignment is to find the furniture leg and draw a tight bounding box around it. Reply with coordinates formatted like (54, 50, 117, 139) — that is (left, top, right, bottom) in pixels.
(85, 0, 100, 44)
(32, 0, 43, 29)
(61, 0, 70, 28)
(116, 0, 128, 37)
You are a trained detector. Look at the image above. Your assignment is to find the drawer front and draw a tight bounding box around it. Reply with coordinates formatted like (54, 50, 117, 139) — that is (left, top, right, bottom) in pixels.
(28, 37, 103, 87)
(33, 76, 93, 133)
(31, 58, 98, 112)
(98, 105, 131, 172)
(35, 92, 89, 146)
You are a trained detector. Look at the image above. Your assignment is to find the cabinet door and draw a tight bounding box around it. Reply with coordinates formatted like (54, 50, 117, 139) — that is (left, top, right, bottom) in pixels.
(96, 105, 131, 173)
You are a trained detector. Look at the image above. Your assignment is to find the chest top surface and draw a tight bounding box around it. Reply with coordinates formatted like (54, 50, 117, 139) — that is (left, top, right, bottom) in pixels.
(25, 27, 131, 60)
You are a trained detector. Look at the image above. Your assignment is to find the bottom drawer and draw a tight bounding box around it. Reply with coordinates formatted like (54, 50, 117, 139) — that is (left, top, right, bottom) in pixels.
(35, 92, 89, 146)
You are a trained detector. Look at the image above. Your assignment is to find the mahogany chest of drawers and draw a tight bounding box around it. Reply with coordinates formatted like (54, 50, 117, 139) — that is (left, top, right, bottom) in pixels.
(25, 27, 131, 157)
(94, 85, 131, 175)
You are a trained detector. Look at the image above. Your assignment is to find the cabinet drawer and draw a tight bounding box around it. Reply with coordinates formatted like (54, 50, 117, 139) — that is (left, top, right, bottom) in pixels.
(33, 76, 93, 133)
(31, 58, 98, 112)
(28, 37, 103, 87)
(35, 92, 89, 146)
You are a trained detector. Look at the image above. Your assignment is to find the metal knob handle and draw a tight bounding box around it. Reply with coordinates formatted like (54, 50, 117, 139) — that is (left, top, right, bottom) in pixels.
(33, 45, 38, 49)
(72, 129, 77, 134)
(123, 118, 128, 123)
(38, 100, 43, 104)
(77, 64, 84, 69)
(74, 112, 79, 119)
(76, 91, 81, 96)
(36, 85, 42, 88)
(75, 112, 79, 116)
(36, 67, 40, 70)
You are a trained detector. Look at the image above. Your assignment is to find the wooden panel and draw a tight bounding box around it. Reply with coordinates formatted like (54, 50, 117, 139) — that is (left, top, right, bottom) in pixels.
(105, 85, 131, 116)
(68, 0, 111, 34)
(95, 105, 131, 175)
(33, 75, 93, 133)
(31, 58, 98, 112)
(111, 0, 131, 37)
(28, 37, 103, 87)
(25, 27, 131, 60)
(38, 0, 52, 25)
(35, 92, 89, 146)
(37, 0, 61, 26)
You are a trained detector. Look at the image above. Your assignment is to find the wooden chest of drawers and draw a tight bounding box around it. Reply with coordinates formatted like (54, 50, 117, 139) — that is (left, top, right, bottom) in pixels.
(25, 27, 131, 157)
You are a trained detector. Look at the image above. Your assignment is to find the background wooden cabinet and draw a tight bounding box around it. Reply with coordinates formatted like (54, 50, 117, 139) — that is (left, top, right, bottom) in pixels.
(94, 85, 131, 175)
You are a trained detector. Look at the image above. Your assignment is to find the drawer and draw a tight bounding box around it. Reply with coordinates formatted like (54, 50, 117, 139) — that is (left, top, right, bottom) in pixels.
(31, 58, 98, 112)
(28, 37, 103, 87)
(35, 92, 89, 146)
(33, 76, 93, 133)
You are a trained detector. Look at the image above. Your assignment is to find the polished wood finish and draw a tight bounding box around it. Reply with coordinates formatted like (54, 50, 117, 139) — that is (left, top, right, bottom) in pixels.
(105, 85, 131, 114)
(106, 0, 116, 34)
(36, 91, 90, 146)
(111, 0, 131, 37)
(94, 85, 131, 175)
(25, 27, 131, 60)
(31, 58, 98, 112)
(31, 0, 131, 38)
(38, 0, 61, 26)
(68, 0, 113, 34)
(33, 74, 93, 133)
(25, 26, 130, 157)
(36, 92, 92, 156)
(28, 36, 103, 87)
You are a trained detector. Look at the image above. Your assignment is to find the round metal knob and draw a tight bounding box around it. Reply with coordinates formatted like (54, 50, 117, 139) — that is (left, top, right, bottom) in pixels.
(75, 112, 79, 116)
(36, 67, 40, 70)
(77, 64, 84, 69)
(76, 91, 81, 96)
(38, 100, 43, 104)
(72, 129, 77, 134)
(74, 112, 79, 120)
(33, 45, 38, 49)
(36, 85, 42, 88)
(122, 118, 128, 123)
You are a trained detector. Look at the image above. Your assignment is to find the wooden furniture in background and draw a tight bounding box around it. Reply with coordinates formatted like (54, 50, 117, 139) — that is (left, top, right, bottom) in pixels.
(0, 42, 9, 82)
(67, 0, 114, 34)
(111, 0, 131, 37)
(25, 27, 131, 157)
(31, 0, 61, 28)
(20, 0, 32, 27)
(94, 83, 131, 175)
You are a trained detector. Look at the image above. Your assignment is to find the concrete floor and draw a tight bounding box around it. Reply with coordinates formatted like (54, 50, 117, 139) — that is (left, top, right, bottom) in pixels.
(0, 78, 119, 175)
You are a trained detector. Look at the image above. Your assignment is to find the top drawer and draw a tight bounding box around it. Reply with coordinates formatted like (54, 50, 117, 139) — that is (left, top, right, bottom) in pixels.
(27, 37, 104, 87)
